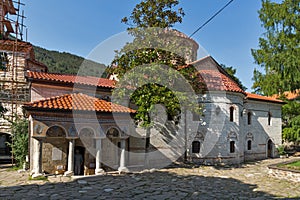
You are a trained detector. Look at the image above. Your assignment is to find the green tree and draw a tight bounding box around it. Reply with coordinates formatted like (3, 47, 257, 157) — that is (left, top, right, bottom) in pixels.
(107, 0, 202, 127)
(220, 64, 247, 91)
(282, 100, 300, 144)
(121, 0, 184, 29)
(251, 0, 300, 96)
(7, 118, 29, 167)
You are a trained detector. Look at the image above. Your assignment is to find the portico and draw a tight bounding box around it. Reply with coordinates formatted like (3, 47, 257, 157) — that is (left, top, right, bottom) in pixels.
(24, 93, 135, 176)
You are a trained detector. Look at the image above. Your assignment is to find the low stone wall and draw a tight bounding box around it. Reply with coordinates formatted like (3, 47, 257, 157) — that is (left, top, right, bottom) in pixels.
(268, 160, 300, 183)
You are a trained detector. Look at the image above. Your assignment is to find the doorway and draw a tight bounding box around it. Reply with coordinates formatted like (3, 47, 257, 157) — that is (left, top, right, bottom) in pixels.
(267, 139, 273, 158)
(74, 146, 85, 175)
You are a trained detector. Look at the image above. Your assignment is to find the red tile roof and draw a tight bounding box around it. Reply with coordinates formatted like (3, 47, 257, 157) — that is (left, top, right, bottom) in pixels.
(27, 71, 115, 88)
(185, 56, 245, 94)
(271, 89, 300, 100)
(197, 69, 245, 94)
(0, 39, 33, 53)
(24, 93, 136, 113)
(245, 93, 285, 104)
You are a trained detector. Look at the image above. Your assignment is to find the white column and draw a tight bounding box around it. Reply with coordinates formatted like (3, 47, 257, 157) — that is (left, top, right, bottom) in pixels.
(118, 138, 129, 173)
(95, 138, 105, 175)
(32, 138, 42, 177)
(64, 139, 75, 176)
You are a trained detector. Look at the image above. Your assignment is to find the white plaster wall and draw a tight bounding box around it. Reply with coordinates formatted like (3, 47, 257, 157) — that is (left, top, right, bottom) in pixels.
(244, 100, 282, 160)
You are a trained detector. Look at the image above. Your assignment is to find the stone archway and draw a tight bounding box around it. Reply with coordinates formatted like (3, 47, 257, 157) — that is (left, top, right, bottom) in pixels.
(43, 126, 68, 174)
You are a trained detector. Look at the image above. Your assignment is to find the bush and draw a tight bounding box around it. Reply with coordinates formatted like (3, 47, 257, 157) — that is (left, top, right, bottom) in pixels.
(277, 145, 286, 156)
(7, 118, 28, 167)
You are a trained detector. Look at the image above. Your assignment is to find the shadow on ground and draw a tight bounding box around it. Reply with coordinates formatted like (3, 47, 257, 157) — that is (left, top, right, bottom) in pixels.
(0, 170, 290, 199)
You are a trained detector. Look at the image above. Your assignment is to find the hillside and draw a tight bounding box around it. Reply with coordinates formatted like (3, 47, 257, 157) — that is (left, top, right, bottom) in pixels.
(33, 46, 108, 77)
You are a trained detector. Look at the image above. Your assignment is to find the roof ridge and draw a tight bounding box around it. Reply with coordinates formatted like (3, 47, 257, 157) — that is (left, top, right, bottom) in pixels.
(26, 71, 115, 88)
(24, 92, 136, 113)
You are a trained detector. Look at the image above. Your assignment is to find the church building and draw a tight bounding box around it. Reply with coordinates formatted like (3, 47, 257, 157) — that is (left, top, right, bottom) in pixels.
(23, 37, 284, 176)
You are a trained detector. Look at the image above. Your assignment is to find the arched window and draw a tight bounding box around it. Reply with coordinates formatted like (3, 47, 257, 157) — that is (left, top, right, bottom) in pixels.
(192, 141, 200, 153)
(247, 112, 252, 125)
(247, 140, 252, 150)
(268, 112, 272, 126)
(230, 141, 235, 153)
(229, 106, 234, 122)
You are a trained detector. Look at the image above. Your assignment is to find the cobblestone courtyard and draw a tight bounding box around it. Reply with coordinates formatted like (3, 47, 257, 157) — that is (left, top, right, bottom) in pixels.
(0, 158, 300, 199)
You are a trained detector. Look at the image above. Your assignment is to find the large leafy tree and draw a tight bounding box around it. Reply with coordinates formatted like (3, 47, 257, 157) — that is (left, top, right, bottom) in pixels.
(121, 0, 184, 29)
(107, 0, 202, 127)
(252, 0, 300, 145)
(251, 0, 300, 96)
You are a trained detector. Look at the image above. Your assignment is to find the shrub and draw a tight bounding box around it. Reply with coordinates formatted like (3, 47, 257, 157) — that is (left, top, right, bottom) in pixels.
(7, 118, 28, 167)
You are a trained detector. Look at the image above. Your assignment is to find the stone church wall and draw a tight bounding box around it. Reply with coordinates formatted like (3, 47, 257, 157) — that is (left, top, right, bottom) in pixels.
(41, 138, 68, 174)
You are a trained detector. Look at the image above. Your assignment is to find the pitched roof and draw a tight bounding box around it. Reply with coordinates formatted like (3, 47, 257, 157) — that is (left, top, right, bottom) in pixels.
(186, 56, 245, 94)
(26, 71, 115, 88)
(245, 93, 285, 104)
(0, 39, 33, 53)
(24, 93, 136, 113)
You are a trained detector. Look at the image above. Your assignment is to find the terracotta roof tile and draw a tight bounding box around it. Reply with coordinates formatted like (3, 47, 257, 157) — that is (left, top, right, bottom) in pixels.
(245, 93, 285, 104)
(197, 69, 245, 94)
(271, 89, 300, 100)
(27, 71, 115, 88)
(24, 93, 136, 113)
(183, 56, 245, 94)
(0, 39, 33, 53)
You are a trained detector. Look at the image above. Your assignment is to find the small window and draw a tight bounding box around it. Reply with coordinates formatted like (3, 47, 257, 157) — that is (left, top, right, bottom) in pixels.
(192, 141, 200, 153)
(230, 141, 235, 153)
(268, 112, 272, 126)
(247, 112, 252, 125)
(247, 140, 252, 150)
(229, 107, 234, 122)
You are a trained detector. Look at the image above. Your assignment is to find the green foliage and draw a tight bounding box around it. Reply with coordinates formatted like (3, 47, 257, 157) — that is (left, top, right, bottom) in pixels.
(282, 100, 300, 143)
(121, 0, 184, 29)
(251, 0, 300, 95)
(108, 0, 202, 126)
(277, 145, 286, 155)
(278, 161, 300, 170)
(220, 64, 247, 91)
(33, 46, 107, 76)
(7, 118, 28, 167)
(28, 176, 48, 181)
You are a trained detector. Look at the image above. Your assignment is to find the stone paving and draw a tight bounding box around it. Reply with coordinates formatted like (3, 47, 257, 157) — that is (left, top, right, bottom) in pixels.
(0, 158, 300, 199)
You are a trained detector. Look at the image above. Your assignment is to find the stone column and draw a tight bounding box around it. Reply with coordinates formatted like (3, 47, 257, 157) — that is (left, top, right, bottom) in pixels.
(64, 139, 75, 176)
(95, 138, 105, 175)
(118, 138, 129, 173)
(32, 138, 43, 178)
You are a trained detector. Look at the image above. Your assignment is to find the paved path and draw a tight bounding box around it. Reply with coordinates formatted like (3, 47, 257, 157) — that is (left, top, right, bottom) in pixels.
(0, 158, 300, 199)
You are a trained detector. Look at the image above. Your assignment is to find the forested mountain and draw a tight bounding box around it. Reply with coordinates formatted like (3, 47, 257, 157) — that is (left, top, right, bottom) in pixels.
(33, 46, 107, 76)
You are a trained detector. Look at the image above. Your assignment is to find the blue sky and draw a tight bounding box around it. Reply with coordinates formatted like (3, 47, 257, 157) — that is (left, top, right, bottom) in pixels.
(24, 0, 276, 92)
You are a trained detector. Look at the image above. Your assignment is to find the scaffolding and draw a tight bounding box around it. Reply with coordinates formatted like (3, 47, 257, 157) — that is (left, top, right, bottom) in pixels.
(0, 0, 26, 121)
(0, 0, 26, 164)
